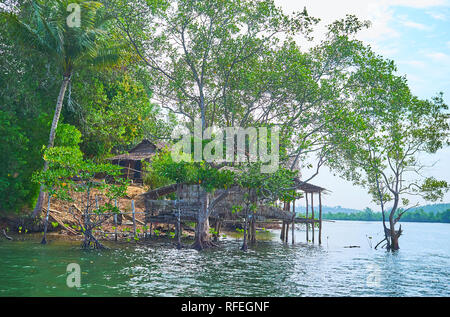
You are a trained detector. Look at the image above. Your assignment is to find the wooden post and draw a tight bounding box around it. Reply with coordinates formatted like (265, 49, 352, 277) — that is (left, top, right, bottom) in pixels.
(285, 221, 289, 243)
(311, 193, 315, 243)
(251, 216, 256, 243)
(132, 200, 136, 240)
(149, 203, 153, 238)
(114, 199, 118, 242)
(217, 221, 222, 241)
(305, 193, 309, 242)
(292, 198, 295, 245)
(127, 162, 131, 179)
(319, 191, 323, 245)
(176, 184, 181, 249)
(41, 195, 51, 244)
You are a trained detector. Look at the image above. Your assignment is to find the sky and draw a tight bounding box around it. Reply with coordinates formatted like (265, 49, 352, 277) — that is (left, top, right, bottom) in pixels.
(274, 0, 450, 210)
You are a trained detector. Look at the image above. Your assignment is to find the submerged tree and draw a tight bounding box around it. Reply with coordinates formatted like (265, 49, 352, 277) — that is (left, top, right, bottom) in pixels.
(2, 0, 123, 216)
(33, 143, 128, 249)
(327, 49, 449, 251)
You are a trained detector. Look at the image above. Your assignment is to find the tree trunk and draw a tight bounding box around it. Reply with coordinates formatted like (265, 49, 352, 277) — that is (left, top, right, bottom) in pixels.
(390, 233, 400, 251)
(389, 217, 401, 251)
(389, 195, 400, 251)
(32, 75, 71, 218)
(192, 193, 214, 250)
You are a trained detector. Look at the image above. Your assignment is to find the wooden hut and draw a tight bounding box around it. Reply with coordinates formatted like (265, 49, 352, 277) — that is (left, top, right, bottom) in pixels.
(108, 140, 167, 183)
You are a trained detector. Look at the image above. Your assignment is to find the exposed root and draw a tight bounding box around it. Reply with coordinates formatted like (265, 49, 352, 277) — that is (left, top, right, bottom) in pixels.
(2, 229, 13, 240)
(82, 231, 108, 250)
(191, 239, 217, 251)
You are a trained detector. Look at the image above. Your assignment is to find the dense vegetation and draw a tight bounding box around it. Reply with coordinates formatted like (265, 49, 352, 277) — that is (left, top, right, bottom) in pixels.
(1, 0, 448, 250)
(0, 0, 173, 213)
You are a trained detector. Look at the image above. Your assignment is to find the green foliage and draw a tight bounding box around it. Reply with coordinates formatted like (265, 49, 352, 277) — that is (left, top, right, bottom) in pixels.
(236, 163, 299, 203)
(68, 71, 175, 159)
(326, 46, 449, 222)
(32, 145, 128, 203)
(2, 0, 122, 76)
(0, 111, 32, 213)
(151, 149, 235, 192)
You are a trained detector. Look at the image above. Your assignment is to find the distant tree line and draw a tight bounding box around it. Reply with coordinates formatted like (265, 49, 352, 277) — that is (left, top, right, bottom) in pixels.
(322, 208, 450, 223)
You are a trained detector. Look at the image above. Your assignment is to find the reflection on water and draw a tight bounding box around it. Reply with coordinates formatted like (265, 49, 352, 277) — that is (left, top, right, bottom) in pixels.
(0, 221, 449, 296)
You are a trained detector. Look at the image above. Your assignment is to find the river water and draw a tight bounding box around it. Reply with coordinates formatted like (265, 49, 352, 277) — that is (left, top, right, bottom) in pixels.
(0, 221, 449, 296)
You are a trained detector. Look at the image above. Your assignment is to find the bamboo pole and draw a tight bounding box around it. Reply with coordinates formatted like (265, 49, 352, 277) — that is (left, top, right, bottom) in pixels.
(319, 191, 323, 245)
(311, 193, 315, 243)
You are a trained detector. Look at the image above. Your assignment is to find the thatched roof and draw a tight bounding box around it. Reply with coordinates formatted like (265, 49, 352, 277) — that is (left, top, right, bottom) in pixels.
(294, 179, 327, 193)
(108, 139, 169, 162)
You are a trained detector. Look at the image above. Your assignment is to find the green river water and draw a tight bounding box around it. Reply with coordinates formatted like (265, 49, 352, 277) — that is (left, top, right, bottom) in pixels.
(0, 220, 449, 296)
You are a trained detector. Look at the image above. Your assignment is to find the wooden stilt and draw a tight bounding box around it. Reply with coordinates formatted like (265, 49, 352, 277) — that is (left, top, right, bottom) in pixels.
(292, 199, 295, 245)
(305, 193, 309, 242)
(311, 193, 315, 243)
(319, 191, 323, 245)
(114, 199, 118, 242)
(251, 215, 256, 243)
(285, 221, 289, 243)
(176, 184, 181, 248)
(132, 200, 136, 240)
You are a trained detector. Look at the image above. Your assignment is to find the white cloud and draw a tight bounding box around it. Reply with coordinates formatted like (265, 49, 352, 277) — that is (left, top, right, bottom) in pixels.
(275, 0, 448, 49)
(399, 60, 427, 68)
(389, 0, 449, 8)
(399, 20, 432, 30)
(426, 52, 450, 62)
(426, 11, 448, 20)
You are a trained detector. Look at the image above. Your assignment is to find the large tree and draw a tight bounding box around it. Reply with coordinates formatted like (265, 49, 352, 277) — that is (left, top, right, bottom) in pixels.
(111, 0, 318, 248)
(327, 48, 449, 251)
(2, 0, 122, 216)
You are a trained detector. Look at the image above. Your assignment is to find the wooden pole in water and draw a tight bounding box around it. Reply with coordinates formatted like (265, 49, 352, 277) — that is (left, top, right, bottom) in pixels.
(292, 198, 295, 245)
(114, 199, 118, 242)
(41, 195, 51, 244)
(311, 193, 315, 243)
(319, 191, 323, 245)
(285, 220, 289, 243)
(176, 184, 181, 249)
(305, 193, 309, 242)
(132, 200, 136, 240)
(280, 202, 286, 241)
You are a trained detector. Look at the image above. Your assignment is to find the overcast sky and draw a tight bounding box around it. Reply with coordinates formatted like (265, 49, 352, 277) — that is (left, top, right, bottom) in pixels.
(274, 0, 450, 210)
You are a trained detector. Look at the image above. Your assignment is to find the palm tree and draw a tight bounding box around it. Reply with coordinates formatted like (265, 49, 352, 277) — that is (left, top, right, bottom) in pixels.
(2, 0, 122, 217)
